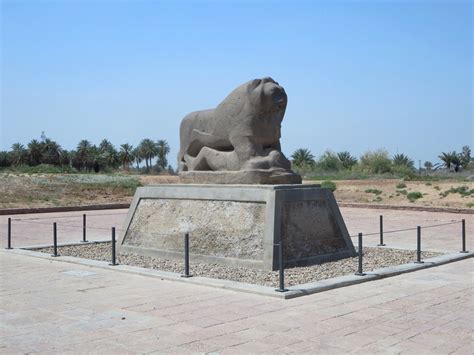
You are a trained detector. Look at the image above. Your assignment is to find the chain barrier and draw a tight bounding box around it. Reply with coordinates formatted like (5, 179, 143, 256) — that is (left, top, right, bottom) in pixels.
(349, 220, 462, 238)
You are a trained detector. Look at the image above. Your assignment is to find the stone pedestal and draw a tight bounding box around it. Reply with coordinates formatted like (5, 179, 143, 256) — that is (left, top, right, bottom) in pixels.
(118, 184, 355, 271)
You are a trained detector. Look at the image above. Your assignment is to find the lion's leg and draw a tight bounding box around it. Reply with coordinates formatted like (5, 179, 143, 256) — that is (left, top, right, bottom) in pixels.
(188, 147, 237, 171)
(230, 136, 291, 171)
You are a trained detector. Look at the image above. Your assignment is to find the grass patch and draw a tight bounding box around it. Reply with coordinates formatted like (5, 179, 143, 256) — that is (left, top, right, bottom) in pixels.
(321, 180, 337, 191)
(407, 191, 423, 202)
(396, 182, 407, 189)
(439, 186, 474, 198)
(466, 202, 474, 208)
(0, 164, 76, 174)
(365, 188, 382, 195)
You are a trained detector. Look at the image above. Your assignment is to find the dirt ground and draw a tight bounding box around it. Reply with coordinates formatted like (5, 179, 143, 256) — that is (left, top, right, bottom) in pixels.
(0, 173, 472, 210)
(322, 179, 474, 209)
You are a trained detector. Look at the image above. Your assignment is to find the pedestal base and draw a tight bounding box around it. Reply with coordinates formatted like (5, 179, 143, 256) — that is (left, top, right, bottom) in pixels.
(118, 184, 355, 271)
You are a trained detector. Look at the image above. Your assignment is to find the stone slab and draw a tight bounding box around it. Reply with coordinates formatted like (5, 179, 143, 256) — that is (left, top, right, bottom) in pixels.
(179, 170, 302, 184)
(118, 184, 355, 270)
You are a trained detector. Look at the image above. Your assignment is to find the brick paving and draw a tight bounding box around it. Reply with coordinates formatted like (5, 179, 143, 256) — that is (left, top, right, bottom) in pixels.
(0, 207, 473, 353)
(0, 251, 472, 353)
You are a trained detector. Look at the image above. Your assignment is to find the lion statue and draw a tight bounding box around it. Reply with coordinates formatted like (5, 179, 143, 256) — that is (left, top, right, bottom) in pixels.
(178, 77, 301, 184)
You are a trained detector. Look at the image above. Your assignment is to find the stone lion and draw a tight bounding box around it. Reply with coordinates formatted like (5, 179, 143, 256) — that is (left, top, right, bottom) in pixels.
(178, 77, 301, 184)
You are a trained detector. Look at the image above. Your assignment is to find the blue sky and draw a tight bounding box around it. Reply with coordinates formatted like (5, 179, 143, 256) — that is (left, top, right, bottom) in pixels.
(1, 0, 472, 167)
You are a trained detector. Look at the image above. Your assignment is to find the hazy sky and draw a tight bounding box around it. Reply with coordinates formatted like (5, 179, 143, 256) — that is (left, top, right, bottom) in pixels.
(1, 0, 472, 168)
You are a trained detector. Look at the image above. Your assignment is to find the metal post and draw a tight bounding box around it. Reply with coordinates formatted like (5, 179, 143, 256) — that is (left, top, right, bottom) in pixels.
(415, 226, 423, 263)
(110, 227, 117, 265)
(378, 215, 385, 246)
(355, 233, 365, 276)
(6, 217, 12, 249)
(275, 241, 288, 292)
(82, 214, 88, 243)
(460, 219, 468, 253)
(52, 222, 59, 257)
(181, 233, 192, 277)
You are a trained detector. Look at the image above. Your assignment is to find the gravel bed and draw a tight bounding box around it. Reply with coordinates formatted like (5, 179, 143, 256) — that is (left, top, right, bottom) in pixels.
(35, 243, 442, 287)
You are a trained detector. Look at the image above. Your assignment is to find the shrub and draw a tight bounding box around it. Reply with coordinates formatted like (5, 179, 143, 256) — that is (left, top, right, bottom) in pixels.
(365, 188, 382, 195)
(439, 186, 474, 198)
(407, 191, 423, 202)
(396, 182, 407, 189)
(321, 180, 337, 191)
(359, 149, 392, 174)
(316, 151, 342, 172)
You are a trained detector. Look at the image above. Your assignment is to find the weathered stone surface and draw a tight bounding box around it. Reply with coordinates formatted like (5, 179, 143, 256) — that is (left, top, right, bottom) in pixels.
(281, 200, 348, 261)
(118, 185, 356, 270)
(177, 77, 301, 184)
(125, 199, 265, 260)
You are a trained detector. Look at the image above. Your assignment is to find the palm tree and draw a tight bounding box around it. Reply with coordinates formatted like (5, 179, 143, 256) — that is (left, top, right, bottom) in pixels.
(27, 139, 43, 166)
(0, 151, 10, 167)
(424, 161, 433, 171)
(438, 151, 461, 172)
(42, 138, 62, 165)
(76, 140, 92, 171)
(291, 148, 315, 168)
(10, 143, 27, 165)
(138, 139, 157, 172)
(99, 139, 114, 152)
(132, 146, 142, 170)
(337, 151, 358, 170)
(119, 144, 134, 170)
(392, 153, 414, 169)
(156, 140, 170, 171)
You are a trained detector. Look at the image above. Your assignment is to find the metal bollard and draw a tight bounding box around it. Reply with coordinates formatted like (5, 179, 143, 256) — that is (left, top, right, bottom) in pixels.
(52, 222, 59, 257)
(82, 214, 88, 243)
(181, 233, 192, 277)
(275, 241, 288, 292)
(415, 226, 423, 263)
(378, 215, 386, 246)
(6, 217, 12, 249)
(110, 227, 118, 266)
(355, 233, 365, 276)
(460, 219, 468, 253)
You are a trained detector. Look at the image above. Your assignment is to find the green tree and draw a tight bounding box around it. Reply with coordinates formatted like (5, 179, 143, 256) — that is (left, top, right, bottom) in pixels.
(132, 146, 143, 170)
(337, 151, 358, 170)
(119, 144, 134, 170)
(291, 148, 315, 168)
(41, 138, 62, 165)
(438, 151, 461, 172)
(0, 151, 11, 167)
(27, 139, 43, 166)
(460, 145, 471, 168)
(359, 149, 392, 174)
(317, 151, 342, 171)
(156, 140, 170, 171)
(98, 139, 118, 170)
(424, 161, 433, 171)
(138, 139, 157, 172)
(10, 143, 27, 165)
(392, 153, 414, 169)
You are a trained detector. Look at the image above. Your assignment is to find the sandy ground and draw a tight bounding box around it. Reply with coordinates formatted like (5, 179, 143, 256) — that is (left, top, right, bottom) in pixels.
(312, 179, 474, 209)
(0, 173, 472, 209)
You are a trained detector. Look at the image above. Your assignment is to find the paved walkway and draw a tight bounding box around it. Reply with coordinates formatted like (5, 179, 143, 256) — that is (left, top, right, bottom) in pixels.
(1, 207, 472, 251)
(0, 250, 472, 354)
